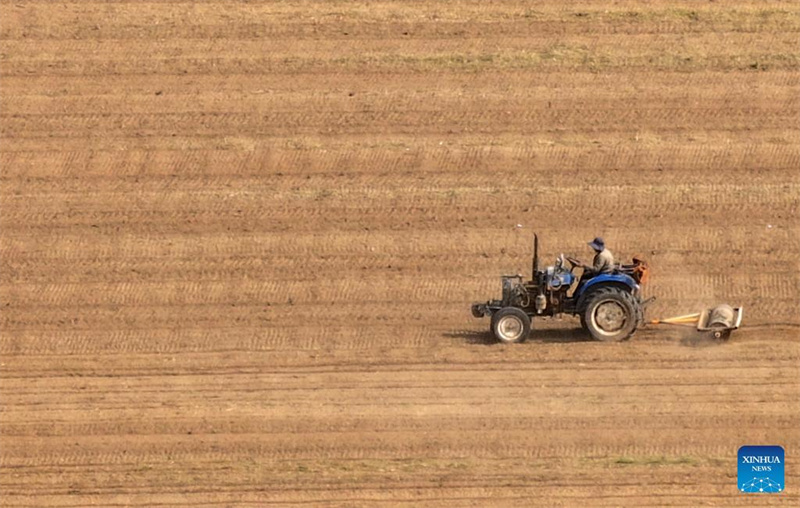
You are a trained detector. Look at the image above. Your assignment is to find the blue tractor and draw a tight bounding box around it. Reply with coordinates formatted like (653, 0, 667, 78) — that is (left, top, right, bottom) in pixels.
(471, 234, 650, 343)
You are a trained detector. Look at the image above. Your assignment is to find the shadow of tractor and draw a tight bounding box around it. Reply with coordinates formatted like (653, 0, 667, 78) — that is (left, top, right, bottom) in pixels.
(444, 327, 593, 345)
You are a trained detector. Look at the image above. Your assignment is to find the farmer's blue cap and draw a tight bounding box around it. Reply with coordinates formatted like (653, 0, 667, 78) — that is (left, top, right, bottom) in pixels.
(588, 237, 605, 251)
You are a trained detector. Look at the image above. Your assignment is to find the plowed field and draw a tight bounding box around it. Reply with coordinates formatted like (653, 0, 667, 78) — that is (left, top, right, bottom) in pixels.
(1, 1, 799, 506)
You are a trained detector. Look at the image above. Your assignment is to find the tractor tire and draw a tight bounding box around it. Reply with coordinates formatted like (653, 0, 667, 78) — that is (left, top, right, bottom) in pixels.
(583, 287, 639, 342)
(491, 307, 531, 344)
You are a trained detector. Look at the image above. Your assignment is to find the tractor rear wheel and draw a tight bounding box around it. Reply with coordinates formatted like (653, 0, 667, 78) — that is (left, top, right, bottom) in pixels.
(583, 288, 638, 342)
(491, 307, 531, 344)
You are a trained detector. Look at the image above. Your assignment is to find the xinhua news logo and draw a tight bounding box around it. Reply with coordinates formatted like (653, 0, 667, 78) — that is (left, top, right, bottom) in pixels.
(738, 445, 784, 493)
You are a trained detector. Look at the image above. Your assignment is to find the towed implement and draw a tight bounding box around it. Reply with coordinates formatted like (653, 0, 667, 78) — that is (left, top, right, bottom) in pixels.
(649, 304, 743, 340)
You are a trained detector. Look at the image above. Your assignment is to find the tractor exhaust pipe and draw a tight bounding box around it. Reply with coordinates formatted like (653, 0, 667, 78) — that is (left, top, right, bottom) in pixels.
(532, 233, 539, 278)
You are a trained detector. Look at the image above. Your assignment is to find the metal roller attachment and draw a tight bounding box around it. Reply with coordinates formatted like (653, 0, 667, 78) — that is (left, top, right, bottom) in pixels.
(651, 304, 743, 340)
(707, 304, 735, 329)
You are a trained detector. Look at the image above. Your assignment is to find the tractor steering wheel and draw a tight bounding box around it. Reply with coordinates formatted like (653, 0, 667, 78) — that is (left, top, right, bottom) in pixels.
(565, 256, 582, 271)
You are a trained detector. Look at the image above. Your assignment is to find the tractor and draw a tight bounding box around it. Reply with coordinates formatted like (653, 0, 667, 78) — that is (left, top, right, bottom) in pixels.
(471, 234, 651, 343)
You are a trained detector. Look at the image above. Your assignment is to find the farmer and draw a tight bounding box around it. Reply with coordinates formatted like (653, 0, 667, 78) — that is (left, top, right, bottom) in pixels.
(582, 237, 614, 276)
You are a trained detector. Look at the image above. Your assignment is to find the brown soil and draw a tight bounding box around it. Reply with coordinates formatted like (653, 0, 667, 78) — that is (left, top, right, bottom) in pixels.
(1, 1, 799, 506)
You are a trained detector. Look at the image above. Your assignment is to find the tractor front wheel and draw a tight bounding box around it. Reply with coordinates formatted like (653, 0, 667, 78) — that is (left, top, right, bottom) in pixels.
(583, 288, 638, 342)
(491, 307, 531, 344)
